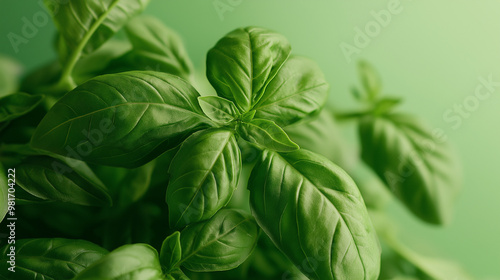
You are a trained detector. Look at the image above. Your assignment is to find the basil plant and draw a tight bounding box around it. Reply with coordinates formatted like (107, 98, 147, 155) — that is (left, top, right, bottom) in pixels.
(0, 1, 467, 279)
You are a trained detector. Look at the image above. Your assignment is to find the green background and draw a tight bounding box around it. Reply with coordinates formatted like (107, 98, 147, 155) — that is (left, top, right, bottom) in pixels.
(1, 0, 499, 278)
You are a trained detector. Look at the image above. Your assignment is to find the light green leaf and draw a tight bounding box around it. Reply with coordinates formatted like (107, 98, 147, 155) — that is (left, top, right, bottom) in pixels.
(74, 244, 165, 280)
(358, 60, 381, 101)
(0, 93, 43, 123)
(108, 16, 193, 80)
(248, 149, 381, 280)
(359, 113, 461, 224)
(0, 164, 7, 223)
(253, 56, 328, 127)
(15, 156, 112, 206)
(198, 96, 239, 123)
(167, 129, 241, 228)
(45, 0, 150, 56)
(31, 71, 213, 168)
(206, 27, 291, 112)
(238, 119, 298, 152)
(0, 238, 108, 280)
(179, 209, 259, 272)
(160, 232, 182, 272)
(373, 97, 402, 115)
(0, 56, 22, 97)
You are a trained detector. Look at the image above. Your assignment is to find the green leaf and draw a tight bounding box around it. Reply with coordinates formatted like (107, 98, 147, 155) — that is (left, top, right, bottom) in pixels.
(74, 243, 165, 280)
(206, 27, 291, 112)
(0, 164, 7, 223)
(0, 238, 108, 279)
(253, 56, 328, 127)
(0, 92, 43, 123)
(167, 269, 190, 280)
(179, 209, 259, 272)
(160, 231, 182, 272)
(373, 97, 402, 115)
(248, 149, 381, 280)
(72, 39, 131, 84)
(108, 16, 193, 80)
(15, 156, 112, 206)
(0, 56, 22, 97)
(198, 96, 239, 123)
(238, 119, 298, 152)
(167, 129, 241, 228)
(359, 113, 461, 224)
(284, 109, 352, 166)
(358, 60, 382, 101)
(31, 71, 213, 168)
(45, 0, 149, 56)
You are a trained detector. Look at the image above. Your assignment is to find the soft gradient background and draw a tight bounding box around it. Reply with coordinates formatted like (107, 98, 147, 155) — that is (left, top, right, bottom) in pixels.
(1, 1, 499, 278)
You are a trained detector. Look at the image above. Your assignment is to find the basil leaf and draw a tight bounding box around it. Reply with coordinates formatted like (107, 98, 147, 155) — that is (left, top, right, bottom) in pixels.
(167, 129, 241, 228)
(358, 60, 381, 101)
(198, 96, 239, 123)
(206, 27, 291, 112)
(15, 156, 112, 206)
(72, 39, 131, 84)
(373, 97, 402, 115)
(0, 238, 108, 279)
(238, 119, 298, 152)
(74, 243, 164, 280)
(248, 149, 381, 280)
(284, 109, 352, 167)
(45, 0, 149, 56)
(160, 231, 182, 272)
(108, 16, 193, 80)
(0, 56, 22, 97)
(31, 71, 213, 168)
(179, 209, 259, 272)
(167, 269, 190, 280)
(359, 113, 460, 224)
(0, 92, 43, 123)
(253, 56, 328, 127)
(100, 203, 161, 250)
(0, 165, 7, 223)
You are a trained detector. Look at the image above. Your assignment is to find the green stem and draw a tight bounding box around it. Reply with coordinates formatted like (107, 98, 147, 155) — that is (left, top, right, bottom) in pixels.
(333, 110, 371, 121)
(55, 0, 122, 91)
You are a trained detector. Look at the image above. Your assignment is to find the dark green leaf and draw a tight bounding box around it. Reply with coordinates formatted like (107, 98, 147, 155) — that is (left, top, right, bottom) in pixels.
(179, 209, 259, 272)
(206, 27, 291, 112)
(108, 16, 193, 80)
(161, 231, 182, 272)
(74, 243, 164, 280)
(167, 129, 241, 228)
(198, 96, 239, 123)
(45, 0, 150, 56)
(238, 119, 298, 152)
(253, 56, 328, 126)
(31, 71, 213, 168)
(248, 149, 381, 280)
(359, 113, 461, 224)
(0, 93, 43, 123)
(0, 238, 108, 280)
(15, 156, 112, 206)
(358, 60, 381, 101)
